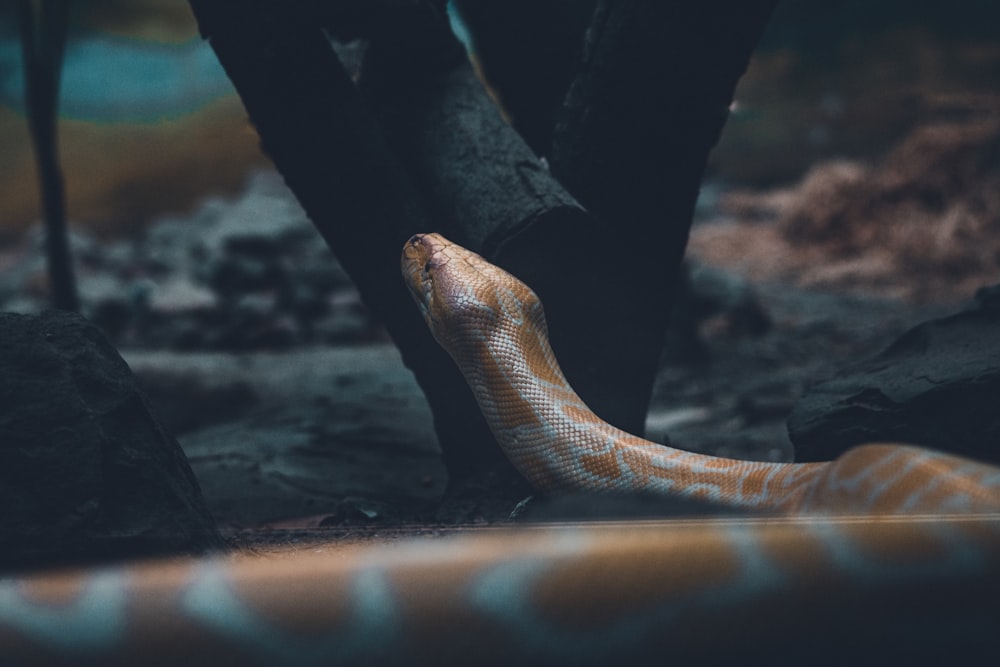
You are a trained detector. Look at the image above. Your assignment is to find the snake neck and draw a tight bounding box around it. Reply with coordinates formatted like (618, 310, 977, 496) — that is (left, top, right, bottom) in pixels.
(455, 315, 591, 486)
(450, 312, 826, 510)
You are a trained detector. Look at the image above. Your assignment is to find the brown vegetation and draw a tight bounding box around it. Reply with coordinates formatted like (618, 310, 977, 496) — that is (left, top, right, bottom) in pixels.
(692, 118, 1000, 302)
(0, 96, 267, 243)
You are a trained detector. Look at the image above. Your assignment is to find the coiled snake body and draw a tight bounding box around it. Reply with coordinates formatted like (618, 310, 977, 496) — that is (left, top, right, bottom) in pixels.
(1, 233, 999, 666)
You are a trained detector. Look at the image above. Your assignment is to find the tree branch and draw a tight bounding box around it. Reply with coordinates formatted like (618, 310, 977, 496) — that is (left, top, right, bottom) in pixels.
(360, 3, 666, 439)
(552, 0, 779, 286)
(19, 0, 78, 312)
(188, 0, 521, 486)
(450, 0, 596, 156)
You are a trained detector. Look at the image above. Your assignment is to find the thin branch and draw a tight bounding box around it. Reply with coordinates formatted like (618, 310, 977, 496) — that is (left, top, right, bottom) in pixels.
(18, 0, 78, 312)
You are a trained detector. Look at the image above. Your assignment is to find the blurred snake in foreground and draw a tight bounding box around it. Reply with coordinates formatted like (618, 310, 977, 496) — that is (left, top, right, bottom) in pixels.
(0, 233, 998, 666)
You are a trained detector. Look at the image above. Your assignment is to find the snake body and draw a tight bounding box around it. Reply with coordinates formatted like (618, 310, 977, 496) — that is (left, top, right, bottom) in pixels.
(2, 233, 999, 665)
(402, 233, 1000, 514)
(2, 517, 999, 666)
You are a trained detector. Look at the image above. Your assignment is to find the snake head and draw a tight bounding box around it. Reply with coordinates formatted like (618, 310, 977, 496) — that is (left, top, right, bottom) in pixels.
(401, 233, 482, 340)
(401, 233, 545, 353)
(401, 234, 437, 321)
(401, 234, 474, 344)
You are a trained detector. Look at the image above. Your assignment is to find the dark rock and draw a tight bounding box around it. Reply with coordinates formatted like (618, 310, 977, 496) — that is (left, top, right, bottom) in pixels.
(0, 311, 222, 571)
(738, 392, 799, 426)
(146, 277, 218, 314)
(973, 282, 1000, 309)
(282, 281, 332, 324)
(316, 305, 374, 343)
(788, 306, 1000, 464)
(205, 253, 288, 295)
(78, 274, 133, 339)
(2, 171, 375, 351)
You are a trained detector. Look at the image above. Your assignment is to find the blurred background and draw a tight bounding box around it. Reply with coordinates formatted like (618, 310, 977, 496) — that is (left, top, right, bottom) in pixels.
(1, 0, 999, 340)
(0, 0, 265, 243)
(2, 0, 999, 239)
(715, 0, 1000, 185)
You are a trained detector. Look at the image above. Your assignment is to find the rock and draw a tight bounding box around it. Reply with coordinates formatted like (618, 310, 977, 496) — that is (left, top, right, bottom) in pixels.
(0, 295, 44, 316)
(199, 170, 314, 256)
(147, 277, 219, 313)
(0, 311, 222, 571)
(788, 305, 1000, 464)
(78, 273, 132, 338)
(314, 289, 375, 342)
(2, 170, 375, 350)
(974, 283, 1000, 309)
(204, 253, 289, 295)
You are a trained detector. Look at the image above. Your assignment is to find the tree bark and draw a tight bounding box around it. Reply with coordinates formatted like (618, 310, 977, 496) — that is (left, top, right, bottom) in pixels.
(187, 1, 522, 488)
(360, 3, 666, 440)
(552, 0, 779, 298)
(187, 0, 778, 492)
(451, 0, 596, 156)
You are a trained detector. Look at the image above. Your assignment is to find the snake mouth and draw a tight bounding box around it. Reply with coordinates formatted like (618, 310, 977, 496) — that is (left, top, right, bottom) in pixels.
(402, 234, 444, 317)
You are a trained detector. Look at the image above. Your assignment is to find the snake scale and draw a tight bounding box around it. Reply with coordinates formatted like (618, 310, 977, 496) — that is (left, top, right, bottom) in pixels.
(1, 232, 998, 666)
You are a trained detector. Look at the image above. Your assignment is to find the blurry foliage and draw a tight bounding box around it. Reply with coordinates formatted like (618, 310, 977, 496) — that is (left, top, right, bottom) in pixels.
(72, 0, 197, 41)
(711, 0, 1000, 186)
(761, 0, 1000, 61)
(0, 0, 196, 41)
(3, 0, 1000, 238)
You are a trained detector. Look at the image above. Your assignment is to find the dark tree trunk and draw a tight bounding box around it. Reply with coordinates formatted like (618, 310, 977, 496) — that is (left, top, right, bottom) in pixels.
(187, 0, 777, 492)
(552, 0, 779, 308)
(359, 3, 667, 440)
(450, 0, 597, 156)
(187, 1, 523, 489)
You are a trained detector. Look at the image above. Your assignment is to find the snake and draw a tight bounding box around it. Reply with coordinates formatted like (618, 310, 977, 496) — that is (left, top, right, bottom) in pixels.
(1, 232, 999, 665)
(401, 232, 1000, 515)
